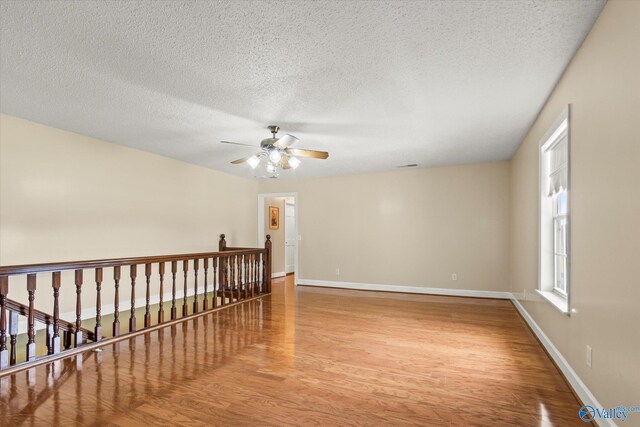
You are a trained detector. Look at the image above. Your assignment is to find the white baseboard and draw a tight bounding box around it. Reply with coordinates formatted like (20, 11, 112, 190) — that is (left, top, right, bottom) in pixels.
(271, 271, 286, 278)
(510, 297, 613, 427)
(295, 278, 512, 299)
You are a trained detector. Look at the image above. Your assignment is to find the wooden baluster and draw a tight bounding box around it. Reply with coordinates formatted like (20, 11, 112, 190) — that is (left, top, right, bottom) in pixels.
(262, 252, 267, 294)
(265, 235, 272, 294)
(171, 261, 177, 320)
(218, 256, 224, 306)
(249, 254, 253, 298)
(74, 270, 83, 347)
(182, 260, 189, 317)
(26, 274, 37, 359)
(203, 258, 209, 311)
(254, 254, 258, 294)
(95, 268, 103, 341)
(253, 254, 258, 294)
(235, 255, 241, 301)
(212, 257, 218, 308)
(220, 256, 227, 306)
(248, 254, 253, 298)
(231, 255, 238, 301)
(46, 325, 53, 356)
(228, 255, 232, 301)
(113, 266, 121, 337)
(238, 255, 243, 300)
(228, 255, 232, 303)
(253, 253, 258, 296)
(63, 330, 71, 351)
(230, 256, 236, 302)
(257, 253, 262, 294)
(0, 276, 8, 369)
(238, 255, 247, 299)
(229, 255, 234, 302)
(259, 253, 264, 294)
(246, 254, 251, 298)
(193, 259, 199, 314)
(239, 254, 243, 300)
(218, 235, 226, 297)
(158, 262, 165, 323)
(52, 272, 61, 353)
(9, 310, 18, 365)
(243, 254, 249, 300)
(249, 254, 253, 296)
(129, 265, 137, 332)
(144, 263, 152, 328)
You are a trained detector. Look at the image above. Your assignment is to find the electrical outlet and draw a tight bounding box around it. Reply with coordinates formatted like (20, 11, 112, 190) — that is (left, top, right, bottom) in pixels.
(586, 345, 592, 368)
(451, 273, 457, 281)
(335, 268, 340, 275)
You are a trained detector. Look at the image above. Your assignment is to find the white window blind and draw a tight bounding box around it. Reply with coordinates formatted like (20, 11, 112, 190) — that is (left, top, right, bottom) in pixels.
(545, 129, 568, 197)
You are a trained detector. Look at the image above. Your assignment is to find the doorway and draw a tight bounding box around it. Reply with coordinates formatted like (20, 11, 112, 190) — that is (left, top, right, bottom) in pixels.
(284, 201, 296, 274)
(257, 192, 298, 283)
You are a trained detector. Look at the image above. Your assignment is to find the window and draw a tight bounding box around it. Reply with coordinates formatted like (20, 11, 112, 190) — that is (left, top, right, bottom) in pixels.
(538, 107, 570, 314)
(553, 191, 568, 295)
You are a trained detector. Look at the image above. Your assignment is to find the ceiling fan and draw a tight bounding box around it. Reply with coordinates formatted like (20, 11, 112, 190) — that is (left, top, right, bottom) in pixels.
(221, 125, 329, 177)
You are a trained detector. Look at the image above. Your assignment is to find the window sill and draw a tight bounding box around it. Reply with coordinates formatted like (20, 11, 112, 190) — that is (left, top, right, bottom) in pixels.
(536, 289, 570, 315)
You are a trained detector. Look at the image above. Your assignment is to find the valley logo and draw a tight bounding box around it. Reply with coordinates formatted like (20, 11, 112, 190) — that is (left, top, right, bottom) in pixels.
(580, 405, 640, 423)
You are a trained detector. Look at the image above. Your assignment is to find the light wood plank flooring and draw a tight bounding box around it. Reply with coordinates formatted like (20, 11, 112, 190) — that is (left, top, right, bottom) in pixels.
(1, 275, 587, 426)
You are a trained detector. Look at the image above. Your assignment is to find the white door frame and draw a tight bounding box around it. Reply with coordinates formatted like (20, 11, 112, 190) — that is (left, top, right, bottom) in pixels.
(257, 192, 299, 284)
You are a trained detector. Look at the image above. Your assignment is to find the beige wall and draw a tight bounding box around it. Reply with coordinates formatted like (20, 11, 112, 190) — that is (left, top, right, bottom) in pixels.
(0, 114, 258, 314)
(264, 197, 285, 274)
(259, 162, 511, 291)
(510, 0, 640, 412)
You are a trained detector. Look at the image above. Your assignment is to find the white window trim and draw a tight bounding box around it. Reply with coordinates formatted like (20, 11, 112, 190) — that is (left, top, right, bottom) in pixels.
(536, 289, 569, 314)
(538, 105, 571, 316)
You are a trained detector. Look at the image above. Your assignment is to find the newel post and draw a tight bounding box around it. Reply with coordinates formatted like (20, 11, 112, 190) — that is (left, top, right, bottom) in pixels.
(265, 235, 272, 293)
(0, 276, 8, 369)
(219, 234, 227, 290)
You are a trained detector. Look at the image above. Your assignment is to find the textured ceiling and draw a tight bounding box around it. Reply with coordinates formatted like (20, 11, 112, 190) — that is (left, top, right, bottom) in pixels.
(0, 0, 605, 179)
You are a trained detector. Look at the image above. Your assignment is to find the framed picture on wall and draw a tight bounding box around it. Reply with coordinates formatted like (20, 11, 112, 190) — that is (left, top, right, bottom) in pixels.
(269, 206, 279, 230)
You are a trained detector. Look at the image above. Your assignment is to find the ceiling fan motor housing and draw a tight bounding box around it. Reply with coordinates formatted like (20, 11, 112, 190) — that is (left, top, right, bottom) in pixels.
(260, 138, 279, 148)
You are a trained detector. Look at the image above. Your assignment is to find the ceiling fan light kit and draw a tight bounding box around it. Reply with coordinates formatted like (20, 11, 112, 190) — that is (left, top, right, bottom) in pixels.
(288, 156, 301, 169)
(268, 148, 282, 163)
(246, 155, 261, 169)
(221, 125, 329, 178)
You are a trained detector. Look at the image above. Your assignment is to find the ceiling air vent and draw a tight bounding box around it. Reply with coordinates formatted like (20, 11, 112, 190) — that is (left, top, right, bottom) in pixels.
(397, 164, 418, 168)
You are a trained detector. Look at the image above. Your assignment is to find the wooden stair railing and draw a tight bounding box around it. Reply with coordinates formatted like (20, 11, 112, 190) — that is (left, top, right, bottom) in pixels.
(0, 234, 272, 375)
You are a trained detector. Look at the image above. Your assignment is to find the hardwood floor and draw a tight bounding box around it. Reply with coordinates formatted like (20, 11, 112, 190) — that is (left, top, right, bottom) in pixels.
(1, 275, 587, 426)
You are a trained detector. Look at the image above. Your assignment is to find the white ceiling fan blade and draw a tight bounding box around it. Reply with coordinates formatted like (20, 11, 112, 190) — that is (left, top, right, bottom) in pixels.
(275, 134, 299, 148)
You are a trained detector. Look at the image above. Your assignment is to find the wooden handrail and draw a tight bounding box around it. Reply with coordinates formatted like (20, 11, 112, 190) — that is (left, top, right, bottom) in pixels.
(0, 234, 272, 374)
(0, 248, 267, 277)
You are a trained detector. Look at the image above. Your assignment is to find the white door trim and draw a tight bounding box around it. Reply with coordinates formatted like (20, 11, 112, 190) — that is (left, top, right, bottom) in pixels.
(257, 192, 299, 284)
